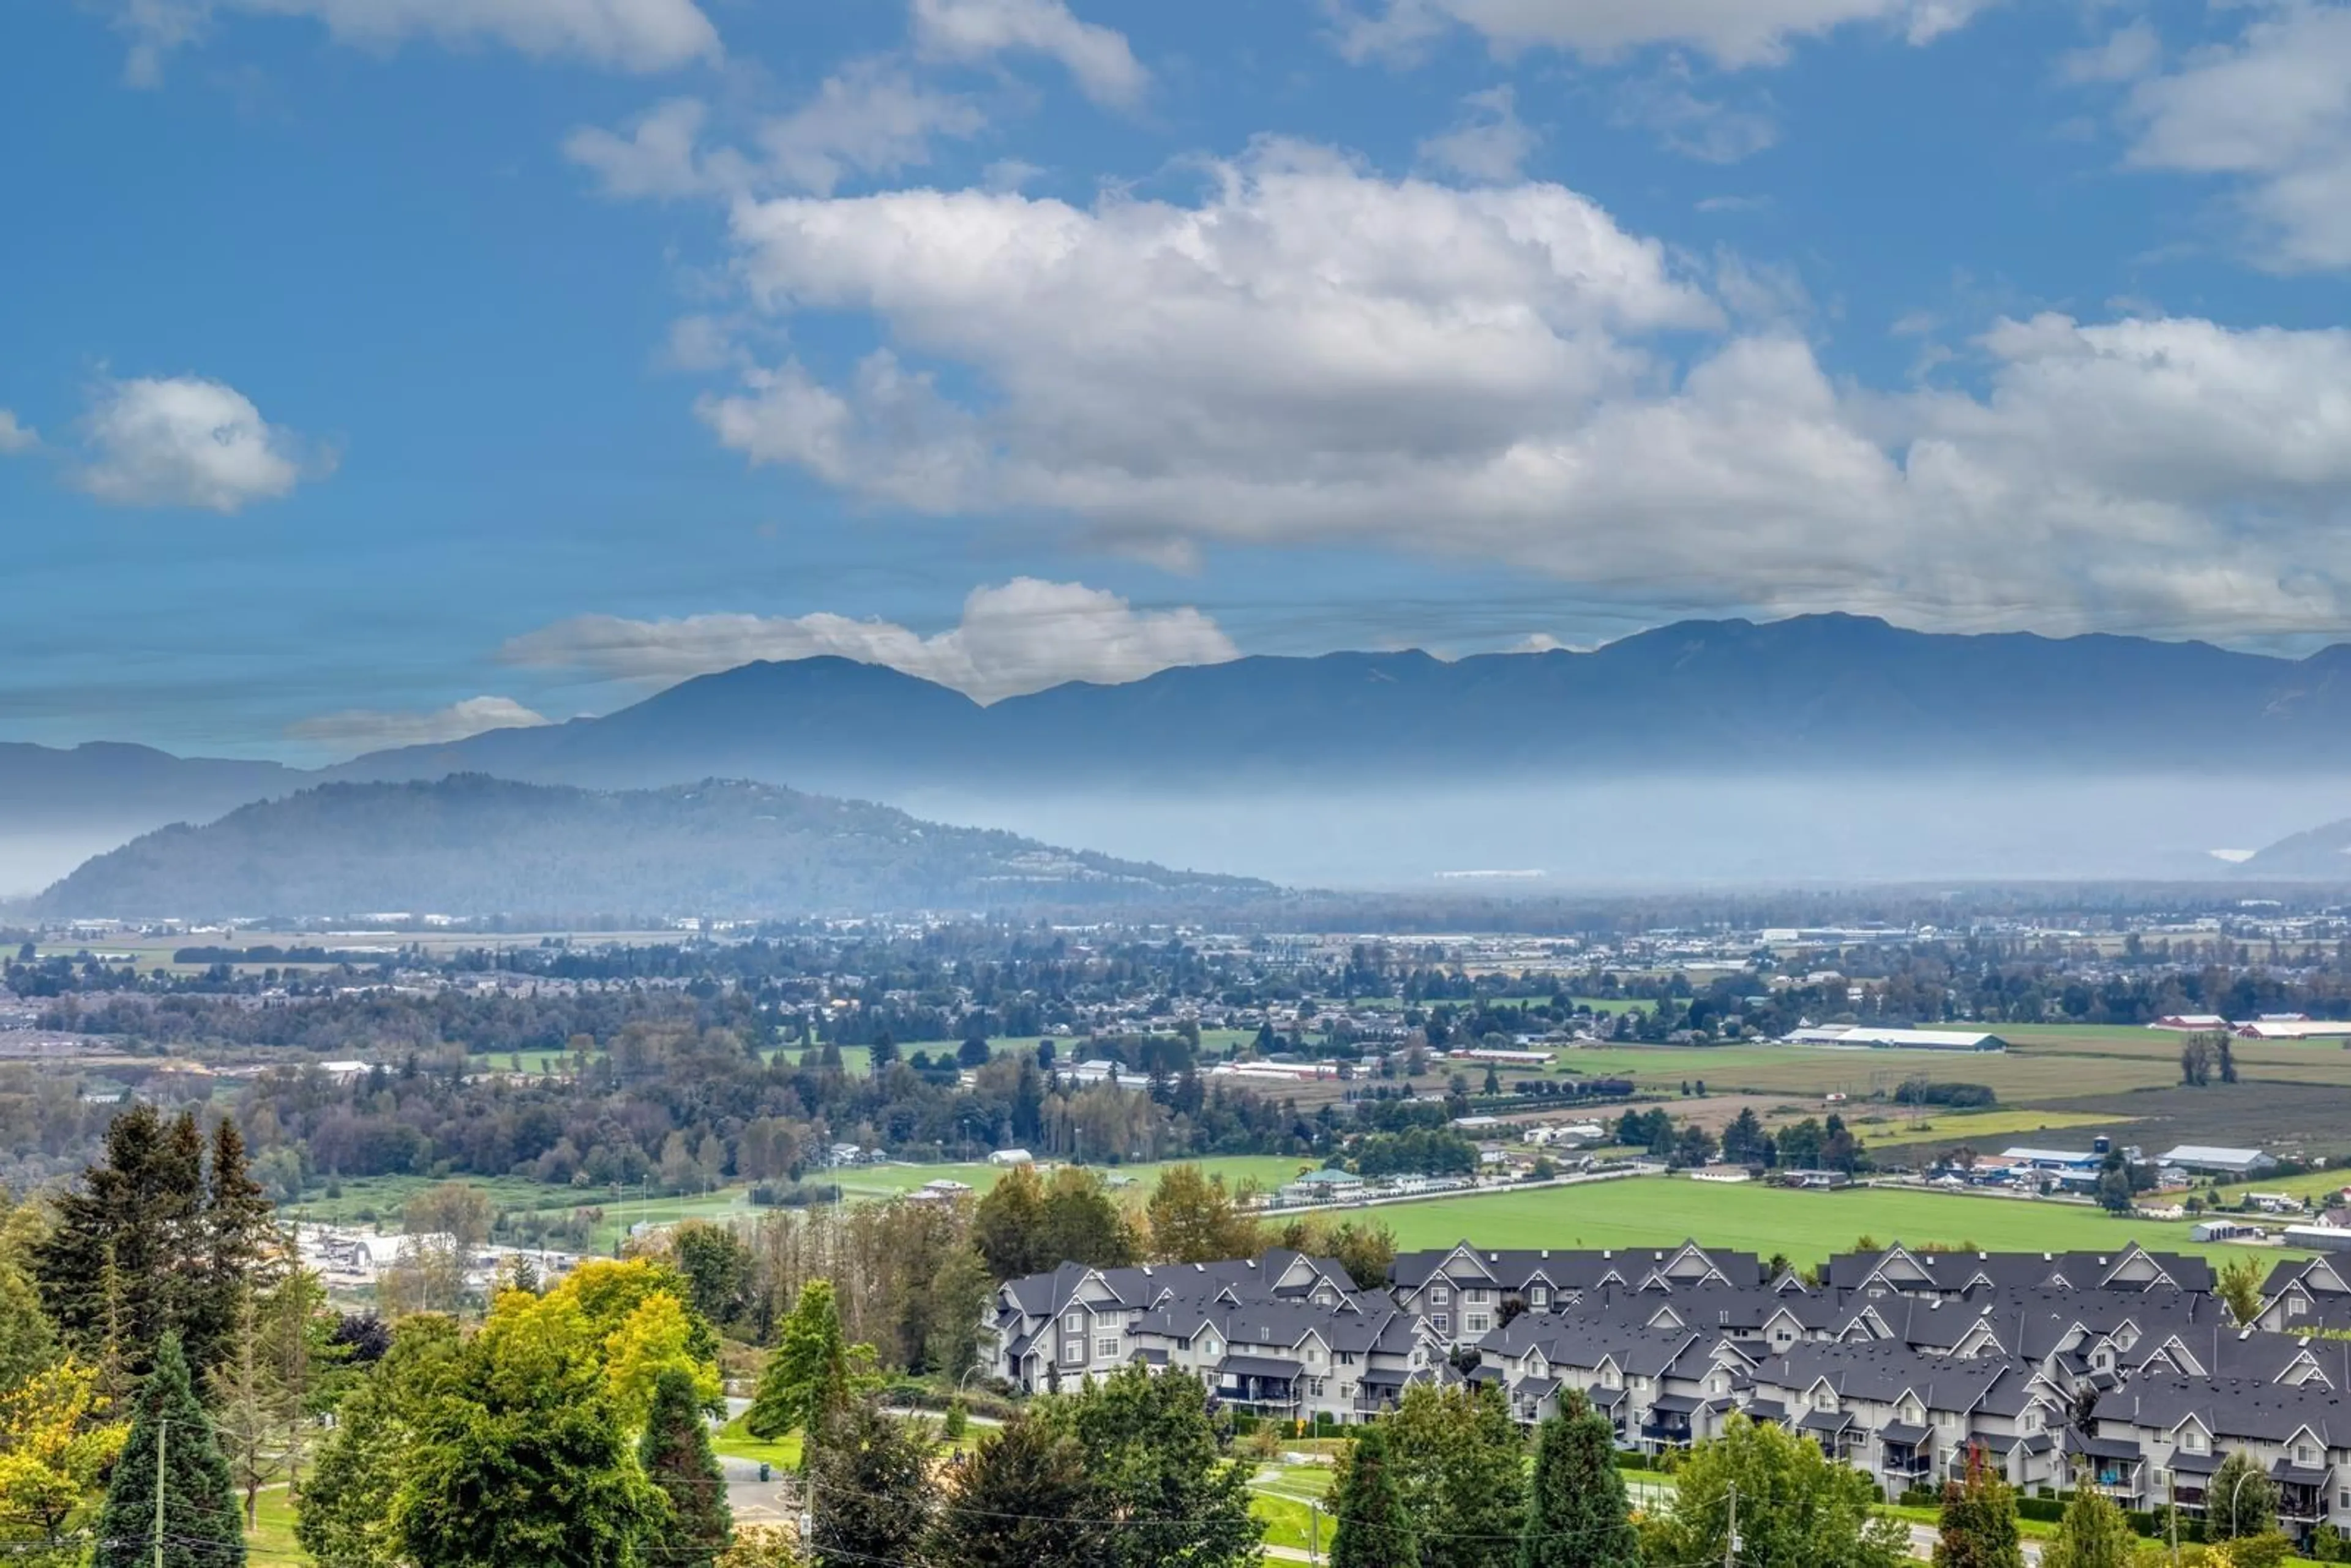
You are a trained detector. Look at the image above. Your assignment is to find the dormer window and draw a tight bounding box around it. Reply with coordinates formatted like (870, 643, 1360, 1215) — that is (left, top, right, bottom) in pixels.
(2300, 1444, 2318, 1465)
(1815, 1390, 1835, 1411)
(2182, 1431, 2205, 1453)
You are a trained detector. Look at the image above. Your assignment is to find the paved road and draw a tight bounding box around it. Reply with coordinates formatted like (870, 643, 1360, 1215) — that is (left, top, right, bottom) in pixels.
(722, 1455, 796, 1527)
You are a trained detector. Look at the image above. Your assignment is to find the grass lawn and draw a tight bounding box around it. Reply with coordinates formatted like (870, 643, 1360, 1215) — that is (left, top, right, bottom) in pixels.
(1369, 1175, 2275, 1264)
(1246, 1461, 1335, 1553)
(247, 1486, 306, 1563)
(713, 1416, 804, 1471)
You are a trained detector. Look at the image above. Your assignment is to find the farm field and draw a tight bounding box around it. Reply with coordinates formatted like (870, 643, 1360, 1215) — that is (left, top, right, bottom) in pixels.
(828, 1153, 1315, 1202)
(1368, 1174, 2276, 1264)
(1558, 1030, 2351, 1127)
(1849, 1108, 2125, 1149)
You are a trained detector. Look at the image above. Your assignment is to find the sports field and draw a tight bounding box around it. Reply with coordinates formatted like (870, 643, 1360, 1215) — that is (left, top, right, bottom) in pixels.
(1367, 1174, 2270, 1263)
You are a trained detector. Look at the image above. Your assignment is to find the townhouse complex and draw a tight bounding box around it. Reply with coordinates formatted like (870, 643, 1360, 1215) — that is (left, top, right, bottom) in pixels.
(984, 1240, 2351, 1546)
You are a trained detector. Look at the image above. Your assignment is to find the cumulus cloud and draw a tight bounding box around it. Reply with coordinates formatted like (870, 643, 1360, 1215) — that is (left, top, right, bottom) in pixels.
(1419, 87, 1540, 181)
(289, 696, 553, 751)
(111, 0, 719, 84)
(911, 0, 1147, 107)
(1330, 0, 1993, 70)
(74, 375, 324, 512)
(683, 140, 2351, 638)
(0, 411, 37, 455)
(2122, 4, 2351, 272)
(568, 66, 984, 200)
(502, 579, 1239, 702)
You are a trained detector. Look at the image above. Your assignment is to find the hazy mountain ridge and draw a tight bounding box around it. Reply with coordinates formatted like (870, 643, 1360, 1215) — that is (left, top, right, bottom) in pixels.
(2239, 818, 2351, 880)
(32, 775, 1278, 920)
(334, 615, 2351, 794)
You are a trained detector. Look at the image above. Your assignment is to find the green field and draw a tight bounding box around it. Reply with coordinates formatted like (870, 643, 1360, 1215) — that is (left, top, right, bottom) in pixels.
(1853, 1109, 2122, 1149)
(829, 1154, 1316, 1203)
(1369, 1174, 2271, 1264)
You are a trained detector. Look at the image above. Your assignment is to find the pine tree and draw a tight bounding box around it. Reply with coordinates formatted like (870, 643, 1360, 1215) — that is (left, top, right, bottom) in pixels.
(640, 1368, 730, 1568)
(92, 1332, 246, 1568)
(1521, 1393, 1638, 1568)
(1330, 1425, 1417, 1568)
(924, 1414, 1101, 1568)
(746, 1280, 848, 1444)
(34, 1106, 205, 1379)
(1932, 1448, 2023, 1568)
(2041, 1487, 2137, 1568)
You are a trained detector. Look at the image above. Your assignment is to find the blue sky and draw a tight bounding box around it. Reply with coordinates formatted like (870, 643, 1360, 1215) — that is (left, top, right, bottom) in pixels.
(4, 0, 2349, 760)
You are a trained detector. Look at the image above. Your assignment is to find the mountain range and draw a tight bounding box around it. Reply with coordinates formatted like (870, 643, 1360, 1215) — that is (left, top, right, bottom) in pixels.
(328, 613, 2351, 795)
(14, 613, 2351, 892)
(33, 775, 1275, 920)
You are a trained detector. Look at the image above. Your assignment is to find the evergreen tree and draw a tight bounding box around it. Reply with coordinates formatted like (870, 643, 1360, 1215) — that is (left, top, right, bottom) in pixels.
(808, 1398, 933, 1568)
(1521, 1393, 1638, 1568)
(2211, 1450, 2280, 1541)
(1330, 1425, 1417, 1568)
(196, 1121, 280, 1370)
(92, 1332, 245, 1568)
(1932, 1449, 2023, 1568)
(640, 1368, 730, 1568)
(924, 1414, 1100, 1568)
(2041, 1487, 2137, 1568)
(746, 1280, 849, 1444)
(35, 1106, 204, 1379)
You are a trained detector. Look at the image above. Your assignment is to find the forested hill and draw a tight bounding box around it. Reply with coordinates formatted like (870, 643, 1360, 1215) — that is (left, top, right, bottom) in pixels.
(32, 775, 1278, 920)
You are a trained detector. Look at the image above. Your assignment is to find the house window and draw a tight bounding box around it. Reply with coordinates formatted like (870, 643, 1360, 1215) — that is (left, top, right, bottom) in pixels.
(2183, 1431, 2203, 1452)
(1815, 1391, 1835, 1411)
(2338, 1490, 2349, 1511)
(1063, 1343, 1084, 1365)
(1466, 1288, 1490, 1304)
(1466, 1314, 1491, 1334)
(1307, 1347, 1322, 1365)
(1097, 1337, 1120, 1359)
(1311, 1378, 1326, 1398)
(1531, 1288, 1550, 1308)
(1433, 1315, 1450, 1334)
(1064, 1312, 1084, 1331)
(2301, 1445, 2319, 1465)
(2154, 1470, 2170, 1490)
(1431, 1286, 1452, 1307)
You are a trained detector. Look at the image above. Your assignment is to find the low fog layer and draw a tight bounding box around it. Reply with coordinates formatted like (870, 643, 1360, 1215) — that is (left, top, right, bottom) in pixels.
(0, 827, 163, 901)
(896, 774, 2351, 890)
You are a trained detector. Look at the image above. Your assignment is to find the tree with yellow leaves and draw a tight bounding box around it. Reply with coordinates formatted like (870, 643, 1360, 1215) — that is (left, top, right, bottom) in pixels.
(0, 1356, 127, 1562)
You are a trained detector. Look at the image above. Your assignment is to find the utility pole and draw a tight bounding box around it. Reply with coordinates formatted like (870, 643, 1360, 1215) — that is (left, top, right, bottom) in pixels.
(154, 1418, 167, 1568)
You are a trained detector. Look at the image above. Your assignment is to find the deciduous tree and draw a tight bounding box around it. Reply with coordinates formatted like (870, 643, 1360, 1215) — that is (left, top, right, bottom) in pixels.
(2040, 1486, 2136, 1568)
(1932, 1448, 2022, 1568)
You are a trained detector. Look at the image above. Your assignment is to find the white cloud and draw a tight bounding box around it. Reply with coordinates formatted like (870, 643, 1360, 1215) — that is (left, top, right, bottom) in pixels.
(113, 0, 719, 84)
(2123, 4, 2351, 272)
(1330, 0, 1993, 70)
(2058, 20, 2159, 85)
(688, 143, 2351, 639)
(74, 375, 323, 512)
(1418, 87, 1540, 182)
(502, 578, 1239, 702)
(568, 66, 984, 201)
(1613, 67, 1779, 162)
(0, 411, 37, 455)
(289, 696, 552, 751)
(911, 0, 1147, 107)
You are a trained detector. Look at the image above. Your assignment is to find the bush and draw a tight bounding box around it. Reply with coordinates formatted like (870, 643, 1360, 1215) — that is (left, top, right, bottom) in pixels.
(2019, 1498, 2068, 1523)
(1613, 1450, 1652, 1471)
(942, 1399, 968, 1441)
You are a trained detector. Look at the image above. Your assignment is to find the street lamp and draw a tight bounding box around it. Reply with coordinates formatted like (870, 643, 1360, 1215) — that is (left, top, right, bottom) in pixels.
(2225, 1466, 2260, 1540)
